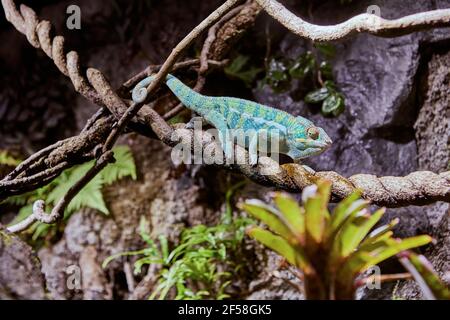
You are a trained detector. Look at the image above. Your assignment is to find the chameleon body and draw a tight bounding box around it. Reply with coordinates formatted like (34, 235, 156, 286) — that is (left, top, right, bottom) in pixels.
(132, 74, 332, 163)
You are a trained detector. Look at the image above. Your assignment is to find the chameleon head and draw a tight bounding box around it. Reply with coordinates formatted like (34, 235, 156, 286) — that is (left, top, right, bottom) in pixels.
(288, 117, 333, 159)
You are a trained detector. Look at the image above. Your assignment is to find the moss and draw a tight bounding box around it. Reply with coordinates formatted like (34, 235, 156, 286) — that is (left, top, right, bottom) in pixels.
(0, 229, 15, 246)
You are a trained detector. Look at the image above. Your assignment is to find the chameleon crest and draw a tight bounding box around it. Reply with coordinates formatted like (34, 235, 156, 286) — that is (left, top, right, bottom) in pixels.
(132, 74, 332, 163)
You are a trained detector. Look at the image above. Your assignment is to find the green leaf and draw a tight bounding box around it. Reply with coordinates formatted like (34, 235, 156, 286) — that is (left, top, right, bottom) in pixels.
(329, 199, 370, 266)
(360, 218, 399, 247)
(324, 80, 338, 91)
(226, 55, 249, 73)
(9, 203, 33, 225)
(225, 55, 263, 87)
(329, 192, 365, 235)
(367, 236, 432, 268)
(264, 58, 291, 92)
(314, 43, 336, 58)
(304, 181, 331, 244)
(322, 92, 345, 116)
(31, 222, 52, 241)
(305, 87, 329, 104)
(273, 192, 305, 239)
(338, 235, 431, 285)
(247, 227, 310, 271)
(102, 145, 137, 185)
(289, 51, 315, 79)
(242, 200, 294, 241)
(47, 162, 109, 215)
(319, 61, 333, 80)
(0, 151, 21, 166)
(400, 252, 450, 300)
(338, 208, 385, 258)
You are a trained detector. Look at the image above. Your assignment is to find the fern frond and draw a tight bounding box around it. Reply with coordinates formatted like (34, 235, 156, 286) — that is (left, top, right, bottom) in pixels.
(102, 145, 137, 185)
(46, 161, 109, 214)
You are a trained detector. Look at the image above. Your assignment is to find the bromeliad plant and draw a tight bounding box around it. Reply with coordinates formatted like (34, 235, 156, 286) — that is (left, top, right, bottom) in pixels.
(241, 180, 433, 300)
(398, 251, 450, 300)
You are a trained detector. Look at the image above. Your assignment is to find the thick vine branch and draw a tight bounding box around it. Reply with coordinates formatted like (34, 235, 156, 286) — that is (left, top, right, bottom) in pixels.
(255, 0, 450, 41)
(164, 126, 450, 208)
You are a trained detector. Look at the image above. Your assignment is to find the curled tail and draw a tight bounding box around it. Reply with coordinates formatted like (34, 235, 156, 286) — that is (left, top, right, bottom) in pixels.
(131, 74, 205, 113)
(131, 75, 159, 103)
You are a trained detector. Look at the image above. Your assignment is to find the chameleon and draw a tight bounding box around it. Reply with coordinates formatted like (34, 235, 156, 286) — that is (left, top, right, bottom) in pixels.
(132, 74, 332, 164)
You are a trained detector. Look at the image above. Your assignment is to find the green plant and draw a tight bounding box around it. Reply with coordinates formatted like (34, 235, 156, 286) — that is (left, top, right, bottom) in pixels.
(0, 150, 21, 167)
(263, 44, 346, 117)
(304, 80, 345, 117)
(3, 145, 137, 240)
(224, 54, 264, 87)
(398, 251, 450, 300)
(103, 181, 253, 300)
(241, 180, 433, 299)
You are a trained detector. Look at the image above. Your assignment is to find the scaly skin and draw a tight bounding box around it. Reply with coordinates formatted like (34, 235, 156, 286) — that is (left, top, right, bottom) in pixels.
(132, 74, 332, 163)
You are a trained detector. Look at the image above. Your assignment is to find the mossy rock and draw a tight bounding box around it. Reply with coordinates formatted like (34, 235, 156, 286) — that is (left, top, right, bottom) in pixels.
(0, 228, 46, 299)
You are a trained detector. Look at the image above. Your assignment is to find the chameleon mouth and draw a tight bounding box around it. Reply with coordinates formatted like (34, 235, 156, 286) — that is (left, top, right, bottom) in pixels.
(315, 139, 333, 149)
(296, 138, 332, 149)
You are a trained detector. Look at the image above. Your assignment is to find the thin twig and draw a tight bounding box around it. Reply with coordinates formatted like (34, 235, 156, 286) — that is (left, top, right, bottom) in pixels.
(3, 139, 68, 181)
(163, 4, 245, 120)
(1, 161, 70, 188)
(357, 273, 413, 287)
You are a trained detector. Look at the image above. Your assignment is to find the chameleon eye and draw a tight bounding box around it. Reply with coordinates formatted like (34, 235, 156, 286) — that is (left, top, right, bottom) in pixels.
(307, 127, 320, 140)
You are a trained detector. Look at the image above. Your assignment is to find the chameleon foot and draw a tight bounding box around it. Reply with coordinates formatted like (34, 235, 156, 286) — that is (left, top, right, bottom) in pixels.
(185, 116, 204, 130)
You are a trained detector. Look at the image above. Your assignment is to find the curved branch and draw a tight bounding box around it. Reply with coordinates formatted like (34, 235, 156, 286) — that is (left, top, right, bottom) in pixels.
(164, 3, 248, 120)
(255, 0, 450, 41)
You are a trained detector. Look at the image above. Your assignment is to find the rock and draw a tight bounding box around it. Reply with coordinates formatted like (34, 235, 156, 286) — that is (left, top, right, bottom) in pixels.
(0, 228, 46, 299)
(391, 51, 450, 300)
(414, 52, 450, 173)
(246, 251, 304, 300)
(79, 246, 113, 300)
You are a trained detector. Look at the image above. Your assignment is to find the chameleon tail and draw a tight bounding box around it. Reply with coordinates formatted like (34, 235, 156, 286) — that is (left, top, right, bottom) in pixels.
(165, 75, 205, 113)
(131, 74, 205, 113)
(131, 75, 157, 103)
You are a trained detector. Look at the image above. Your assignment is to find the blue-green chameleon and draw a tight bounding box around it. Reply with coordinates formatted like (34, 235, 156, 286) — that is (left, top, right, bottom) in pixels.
(132, 74, 332, 164)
